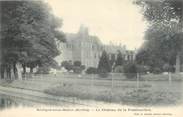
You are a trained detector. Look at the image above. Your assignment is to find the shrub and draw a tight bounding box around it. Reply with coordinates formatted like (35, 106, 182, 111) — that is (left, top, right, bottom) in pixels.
(74, 61, 81, 67)
(98, 68, 109, 78)
(123, 62, 137, 79)
(163, 64, 174, 72)
(152, 67, 162, 74)
(136, 65, 149, 75)
(114, 65, 124, 73)
(86, 67, 98, 74)
(36, 66, 50, 74)
(80, 65, 86, 71)
(72, 66, 82, 73)
(61, 61, 73, 71)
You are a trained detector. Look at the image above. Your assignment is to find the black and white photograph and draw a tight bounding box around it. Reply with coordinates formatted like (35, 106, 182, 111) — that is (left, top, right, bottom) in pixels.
(0, 0, 182, 116)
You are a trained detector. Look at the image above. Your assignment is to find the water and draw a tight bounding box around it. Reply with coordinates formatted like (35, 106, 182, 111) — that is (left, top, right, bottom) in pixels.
(0, 94, 39, 110)
(0, 94, 19, 110)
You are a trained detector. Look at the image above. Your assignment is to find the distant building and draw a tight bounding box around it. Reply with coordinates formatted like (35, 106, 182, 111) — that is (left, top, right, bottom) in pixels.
(55, 25, 136, 68)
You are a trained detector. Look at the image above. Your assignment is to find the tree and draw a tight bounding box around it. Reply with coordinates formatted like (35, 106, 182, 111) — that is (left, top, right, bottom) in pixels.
(114, 66, 124, 73)
(115, 50, 124, 67)
(74, 61, 81, 67)
(123, 62, 137, 79)
(97, 50, 111, 73)
(61, 61, 73, 71)
(72, 61, 85, 74)
(86, 67, 98, 74)
(135, 0, 183, 73)
(0, 1, 65, 79)
(136, 23, 182, 73)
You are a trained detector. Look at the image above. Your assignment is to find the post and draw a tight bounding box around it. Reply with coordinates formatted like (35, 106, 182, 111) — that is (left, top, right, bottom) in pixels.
(16, 62, 22, 80)
(111, 73, 113, 89)
(168, 72, 172, 85)
(175, 53, 180, 73)
(137, 72, 139, 89)
(90, 73, 94, 100)
(111, 73, 114, 102)
(91, 74, 94, 87)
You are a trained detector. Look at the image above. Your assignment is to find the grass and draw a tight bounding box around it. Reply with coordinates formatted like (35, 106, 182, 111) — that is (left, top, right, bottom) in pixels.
(54, 72, 183, 81)
(0, 73, 182, 106)
(43, 75, 183, 106)
(141, 73, 183, 81)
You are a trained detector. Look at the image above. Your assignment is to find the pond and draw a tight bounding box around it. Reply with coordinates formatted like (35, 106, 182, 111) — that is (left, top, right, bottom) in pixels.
(0, 94, 19, 110)
(0, 94, 37, 110)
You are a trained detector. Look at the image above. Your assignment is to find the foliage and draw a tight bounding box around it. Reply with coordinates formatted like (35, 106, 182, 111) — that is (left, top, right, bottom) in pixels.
(61, 61, 85, 73)
(97, 50, 111, 73)
(115, 50, 124, 67)
(136, 65, 149, 74)
(109, 54, 116, 69)
(36, 66, 50, 74)
(73, 61, 85, 73)
(74, 61, 81, 67)
(0, 1, 65, 78)
(72, 64, 85, 74)
(135, 0, 183, 23)
(114, 65, 124, 73)
(98, 68, 109, 78)
(162, 63, 174, 72)
(86, 67, 98, 74)
(80, 65, 86, 70)
(135, 0, 183, 73)
(123, 62, 137, 79)
(61, 61, 73, 71)
(72, 66, 82, 74)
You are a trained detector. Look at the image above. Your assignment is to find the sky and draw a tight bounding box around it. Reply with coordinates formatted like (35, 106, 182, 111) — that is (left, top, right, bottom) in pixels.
(46, 0, 148, 50)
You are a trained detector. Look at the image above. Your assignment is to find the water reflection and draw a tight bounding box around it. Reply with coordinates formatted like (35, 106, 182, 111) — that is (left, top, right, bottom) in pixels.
(0, 95, 19, 110)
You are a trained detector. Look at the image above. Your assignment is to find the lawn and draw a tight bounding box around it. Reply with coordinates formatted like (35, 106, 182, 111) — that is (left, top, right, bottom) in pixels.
(0, 73, 182, 106)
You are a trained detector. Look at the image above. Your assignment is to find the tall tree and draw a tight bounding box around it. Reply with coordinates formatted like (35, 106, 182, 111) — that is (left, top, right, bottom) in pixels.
(115, 50, 124, 67)
(135, 0, 183, 73)
(0, 1, 65, 79)
(97, 50, 111, 73)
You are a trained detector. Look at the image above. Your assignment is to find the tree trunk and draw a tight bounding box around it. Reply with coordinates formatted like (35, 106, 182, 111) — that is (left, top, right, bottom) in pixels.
(22, 64, 26, 74)
(10, 65, 15, 80)
(30, 67, 33, 73)
(13, 63, 18, 79)
(168, 72, 172, 85)
(175, 52, 181, 73)
(7, 64, 11, 80)
(4, 66, 7, 79)
(1, 65, 4, 79)
(16, 62, 22, 80)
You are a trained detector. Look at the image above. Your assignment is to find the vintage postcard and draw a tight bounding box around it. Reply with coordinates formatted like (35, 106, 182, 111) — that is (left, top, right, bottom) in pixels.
(0, 0, 182, 117)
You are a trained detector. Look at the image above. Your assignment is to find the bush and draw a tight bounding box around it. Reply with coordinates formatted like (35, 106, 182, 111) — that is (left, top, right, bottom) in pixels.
(136, 65, 149, 75)
(114, 65, 124, 73)
(86, 67, 98, 74)
(98, 68, 109, 78)
(80, 65, 86, 71)
(61, 61, 73, 71)
(152, 67, 162, 74)
(163, 64, 174, 72)
(72, 66, 82, 73)
(123, 62, 137, 79)
(36, 66, 50, 74)
(74, 61, 81, 67)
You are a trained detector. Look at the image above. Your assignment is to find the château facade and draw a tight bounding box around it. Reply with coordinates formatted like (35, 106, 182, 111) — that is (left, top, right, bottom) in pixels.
(55, 25, 136, 68)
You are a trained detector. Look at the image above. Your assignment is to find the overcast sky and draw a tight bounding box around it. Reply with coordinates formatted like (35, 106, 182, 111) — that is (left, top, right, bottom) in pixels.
(46, 0, 147, 50)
